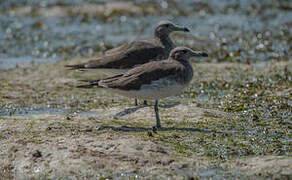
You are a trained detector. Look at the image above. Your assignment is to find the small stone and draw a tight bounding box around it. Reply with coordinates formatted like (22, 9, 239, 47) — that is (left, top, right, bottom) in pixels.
(252, 114, 259, 121)
(32, 150, 42, 158)
(147, 131, 153, 137)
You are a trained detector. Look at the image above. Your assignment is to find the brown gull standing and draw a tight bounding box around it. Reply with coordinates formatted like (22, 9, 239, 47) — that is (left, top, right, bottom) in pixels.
(66, 21, 190, 106)
(77, 47, 208, 129)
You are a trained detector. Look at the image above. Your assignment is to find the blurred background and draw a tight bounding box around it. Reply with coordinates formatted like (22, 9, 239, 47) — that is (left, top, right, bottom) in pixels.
(0, 0, 291, 69)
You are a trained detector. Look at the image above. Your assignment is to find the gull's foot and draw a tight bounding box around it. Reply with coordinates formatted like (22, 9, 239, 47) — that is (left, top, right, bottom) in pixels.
(143, 100, 148, 106)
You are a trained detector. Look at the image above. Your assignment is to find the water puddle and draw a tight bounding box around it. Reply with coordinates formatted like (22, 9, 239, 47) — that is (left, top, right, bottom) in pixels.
(0, 56, 57, 69)
(0, 107, 67, 116)
(0, 106, 114, 118)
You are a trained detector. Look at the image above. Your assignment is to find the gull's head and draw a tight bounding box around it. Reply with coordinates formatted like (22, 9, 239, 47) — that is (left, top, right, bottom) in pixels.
(170, 47, 208, 61)
(155, 21, 190, 36)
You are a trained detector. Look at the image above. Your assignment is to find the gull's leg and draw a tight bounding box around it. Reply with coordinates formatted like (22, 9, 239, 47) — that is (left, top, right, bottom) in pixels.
(154, 100, 161, 129)
(143, 100, 148, 106)
(135, 99, 138, 106)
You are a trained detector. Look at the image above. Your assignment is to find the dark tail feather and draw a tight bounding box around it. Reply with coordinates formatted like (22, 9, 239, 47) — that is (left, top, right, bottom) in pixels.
(78, 79, 99, 83)
(77, 84, 96, 88)
(76, 79, 101, 89)
(65, 64, 85, 70)
(65, 57, 103, 70)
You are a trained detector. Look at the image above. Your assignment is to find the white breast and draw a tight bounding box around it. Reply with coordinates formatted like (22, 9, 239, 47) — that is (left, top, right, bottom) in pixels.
(108, 78, 188, 100)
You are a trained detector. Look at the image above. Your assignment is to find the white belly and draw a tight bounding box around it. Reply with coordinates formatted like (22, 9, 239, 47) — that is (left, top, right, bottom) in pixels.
(108, 78, 188, 100)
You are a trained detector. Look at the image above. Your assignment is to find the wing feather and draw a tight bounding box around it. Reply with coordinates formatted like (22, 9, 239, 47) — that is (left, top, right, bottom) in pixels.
(99, 60, 183, 90)
(66, 40, 165, 70)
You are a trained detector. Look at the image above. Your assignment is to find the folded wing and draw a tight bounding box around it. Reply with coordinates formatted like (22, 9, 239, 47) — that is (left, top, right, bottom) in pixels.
(66, 41, 164, 70)
(99, 60, 183, 91)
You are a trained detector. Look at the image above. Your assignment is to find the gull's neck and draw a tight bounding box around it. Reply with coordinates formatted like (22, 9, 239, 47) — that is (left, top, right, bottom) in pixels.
(170, 56, 194, 84)
(155, 32, 174, 54)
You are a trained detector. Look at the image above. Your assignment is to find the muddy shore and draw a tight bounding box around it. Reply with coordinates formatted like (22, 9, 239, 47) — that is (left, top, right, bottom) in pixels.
(0, 58, 291, 179)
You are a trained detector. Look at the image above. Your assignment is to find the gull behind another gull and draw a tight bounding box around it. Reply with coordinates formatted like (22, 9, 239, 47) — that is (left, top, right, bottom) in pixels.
(66, 21, 190, 106)
(77, 47, 208, 128)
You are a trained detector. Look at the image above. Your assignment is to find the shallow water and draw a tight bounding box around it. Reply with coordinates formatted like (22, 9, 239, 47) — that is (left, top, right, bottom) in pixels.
(0, 0, 291, 69)
(0, 107, 67, 116)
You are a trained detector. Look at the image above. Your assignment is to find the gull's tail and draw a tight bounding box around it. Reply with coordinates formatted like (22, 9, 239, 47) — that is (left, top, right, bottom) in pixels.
(76, 79, 101, 89)
(65, 63, 86, 70)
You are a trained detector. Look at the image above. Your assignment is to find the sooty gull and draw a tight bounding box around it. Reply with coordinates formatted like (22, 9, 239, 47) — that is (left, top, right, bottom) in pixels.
(77, 47, 208, 129)
(66, 20, 190, 106)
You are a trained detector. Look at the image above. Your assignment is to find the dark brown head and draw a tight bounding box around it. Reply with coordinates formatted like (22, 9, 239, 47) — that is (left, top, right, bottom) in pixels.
(155, 21, 190, 37)
(169, 47, 208, 61)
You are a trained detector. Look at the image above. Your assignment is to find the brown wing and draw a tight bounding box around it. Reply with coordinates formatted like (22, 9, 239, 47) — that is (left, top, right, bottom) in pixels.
(99, 60, 184, 90)
(105, 40, 158, 55)
(105, 43, 132, 55)
(66, 41, 165, 70)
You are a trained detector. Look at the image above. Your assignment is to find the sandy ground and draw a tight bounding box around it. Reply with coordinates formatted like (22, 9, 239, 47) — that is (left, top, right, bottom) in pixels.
(0, 58, 291, 179)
